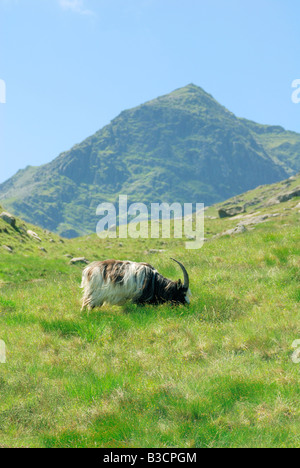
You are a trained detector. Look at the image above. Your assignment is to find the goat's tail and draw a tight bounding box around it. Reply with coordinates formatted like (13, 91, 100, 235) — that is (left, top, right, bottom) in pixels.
(80, 265, 90, 289)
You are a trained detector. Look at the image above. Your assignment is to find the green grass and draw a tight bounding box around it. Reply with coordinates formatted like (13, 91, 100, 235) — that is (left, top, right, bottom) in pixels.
(0, 196, 299, 448)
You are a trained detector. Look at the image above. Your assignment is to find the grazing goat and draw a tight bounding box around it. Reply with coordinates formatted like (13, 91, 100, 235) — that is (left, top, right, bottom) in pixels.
(81, 258, 191, 310)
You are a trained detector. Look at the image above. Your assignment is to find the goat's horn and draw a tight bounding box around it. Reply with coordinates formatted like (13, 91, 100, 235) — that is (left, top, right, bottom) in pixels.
(171, 258, 189, 290)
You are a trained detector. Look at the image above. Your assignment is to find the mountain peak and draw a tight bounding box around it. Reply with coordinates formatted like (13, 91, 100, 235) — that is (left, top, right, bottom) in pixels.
(0, 85, 299, 237)
(171, 83, 214, 97)
(179, 83, 209, 93)
(138, 83, 222, 116)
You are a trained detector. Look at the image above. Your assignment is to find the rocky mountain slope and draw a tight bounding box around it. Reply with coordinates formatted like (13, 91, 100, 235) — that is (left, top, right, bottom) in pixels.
(0, 84, 299, 237)
(1, 173, 299, 261)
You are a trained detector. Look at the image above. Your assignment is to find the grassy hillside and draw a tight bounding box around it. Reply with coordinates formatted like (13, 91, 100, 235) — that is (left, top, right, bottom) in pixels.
(205, 172, 300, 221)
(1, 84, 299, 237)
(0, 177, 299, 448)
(240, 118, 300, 175)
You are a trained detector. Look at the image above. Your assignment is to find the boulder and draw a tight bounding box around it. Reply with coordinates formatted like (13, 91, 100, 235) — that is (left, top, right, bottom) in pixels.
(0, 212, 16, 228)
(2, 245, 13, 253)
(277, 188, 300, 202)
(221, 224, 248, 236)
(244, 197, 264, 209)
(266, 187, 300, 206)
(242, 214, 269, 225)
(27, 230, 42, 242)
(234, 211, 261, 220)
(70, 257, 89, 265)
(218, 206, 246, 218)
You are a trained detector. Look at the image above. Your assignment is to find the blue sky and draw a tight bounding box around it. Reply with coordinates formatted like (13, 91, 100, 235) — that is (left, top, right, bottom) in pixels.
(0, 0, 300, 183)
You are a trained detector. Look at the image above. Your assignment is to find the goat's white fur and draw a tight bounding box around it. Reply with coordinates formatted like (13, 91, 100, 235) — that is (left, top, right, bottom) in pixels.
(81, 261, 155, 309)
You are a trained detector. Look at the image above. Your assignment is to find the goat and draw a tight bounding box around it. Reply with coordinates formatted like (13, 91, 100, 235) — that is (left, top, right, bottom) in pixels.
(81, 258, 191, 310)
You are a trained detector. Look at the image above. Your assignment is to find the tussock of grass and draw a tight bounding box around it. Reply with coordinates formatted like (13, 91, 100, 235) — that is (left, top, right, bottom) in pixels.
(41, 319, 106, 343)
